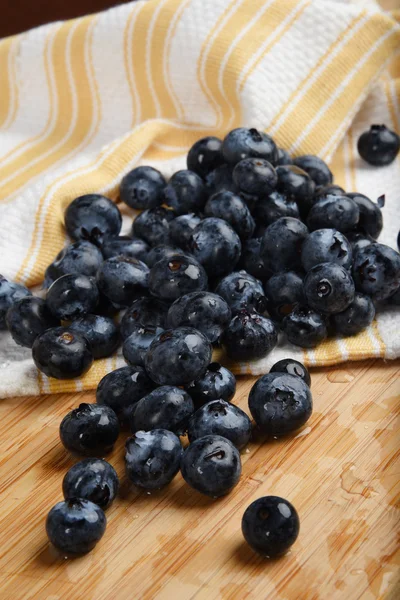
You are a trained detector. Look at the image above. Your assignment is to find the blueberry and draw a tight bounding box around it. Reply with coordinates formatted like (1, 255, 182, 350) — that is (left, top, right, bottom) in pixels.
(101, 236, 149, 262)
(282, 305, 327, 348)
(164, 170, 207, 215)
(123, 324, 164, 367)
(6, 297, 58, 348)
(97, 256, 149, 308)
(69, 314, 119, 359)
(205, 163, 238, 195)
(276, 147, 292, 166)
(0, 275, 31, 329)
(60, 403, 119, 455)
(315, 184, 345, 199)
(264, 271, 305, 321)
(233, 158, 278, 196)
(167, 291, 231, 344)
(62, 458, 119, 509)
(125, 430, 182, 490)
(46, 498, 106, 555)
(181, 434, 242, 497)
(187, 136, 224, 178)
(276, 165, 315, 216)
(189, 218, 241, 278)
(120, 297, 168, 339)
(188, 400, 252, 450)
(307, 195, 359, 233)
(270, 359, 311, 387)
(242, 496, 300, 557)
(331, 292, 375, 336)
(129, 386, 194, 435)
(253, 191, 300, 225)
(260, 217, 309, 273)
(293, 155, 333, 187)
(170, 214, 202, 250)
(222, 128, 278, 165)
(221, 311, 277, 361)
(249, 372, 312, 435)
(44, 241, 103, 287)
(96, 366, 155, 421)
(215, 271, 267, 315)
(238, 238, 272, 280)
(145, 244, 186, 268)
(149, 254, 208, 302)
(346, 193, 383, 239)
(185, 362, 236, 408)
(304, 263, 355, 314)
(65, 194, 122, 244)
(352, 243, 400, 302)
(204, 191, 255, 240)
(357, 124, 400, 166)
(132, 207, 175, 246)
(46, 274, 99, 320)
(145, 327, 212, 386)
(301, 229, 353, 272)
(32, 327, 93, 379)
(346, 231, 374, 255)
(120, 166, 166, 210)
(388, 286, 400, 306)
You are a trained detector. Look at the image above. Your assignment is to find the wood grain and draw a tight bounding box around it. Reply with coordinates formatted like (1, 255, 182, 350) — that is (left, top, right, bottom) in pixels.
(0, 359, 399, 599)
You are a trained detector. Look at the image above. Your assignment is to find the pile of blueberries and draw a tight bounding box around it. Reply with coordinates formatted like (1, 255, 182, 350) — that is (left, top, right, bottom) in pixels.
(1, 124, 399, 559)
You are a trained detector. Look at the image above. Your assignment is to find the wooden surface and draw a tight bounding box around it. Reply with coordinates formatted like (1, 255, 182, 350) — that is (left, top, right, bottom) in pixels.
(0, 359, 399, 600)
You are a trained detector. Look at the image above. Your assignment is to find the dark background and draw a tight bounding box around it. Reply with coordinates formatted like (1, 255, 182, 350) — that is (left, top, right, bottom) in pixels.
(0, 1, 130, 38)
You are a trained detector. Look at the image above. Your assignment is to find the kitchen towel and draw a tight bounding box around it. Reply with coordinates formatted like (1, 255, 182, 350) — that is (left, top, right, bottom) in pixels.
(0, 0, 399, 397)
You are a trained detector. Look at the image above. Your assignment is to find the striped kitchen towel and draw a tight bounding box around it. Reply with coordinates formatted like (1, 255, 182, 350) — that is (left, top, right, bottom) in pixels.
(0, 0, 399, 397)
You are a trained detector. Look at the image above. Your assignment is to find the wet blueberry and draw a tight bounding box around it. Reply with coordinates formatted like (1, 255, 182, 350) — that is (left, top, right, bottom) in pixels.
(132, 207, 175, 247)
(357, 124, 400, 166)
(164, 170, 207, 215)
(123, 324, 164, 367)
(187, 136, 224, 178)
(96, 366, 155, 422)
(215, 271, 267, 315)
(170, 214, 202, 250)
(352, 243, 400, 302)
(62, 458, 119, 509)
(233, 158, 278, 196)
(189, 218, 241, 278)
(69, 314, 119, 359)
(185, 362, 236, 408)
(238, 238, 272, 280)
(204, 191, 255, 240)
(307, 195, 359, 233)
(315, 184, 346, 199)
(260, 217, 309, 273)
(149, 254, 208, 302)
(304, 263, 355, 314)
(222, 128, 278, 165)
(6, 297, 58, 348)
(60, 403, 119, 455)
(97, 256, 149, 308)
(101, 236, 149, 262)
(46, 274, 99, 320)
(346, 193, 383, 239)
(346, 231, 374, 255)
(276, 165, 315, 216)
(293, 155, 333, 187)
(188, 400, 252, 449)
(120, 297, 168, 339)
(0, 275, 31, 329)
(264, 271, 305, 321)
(221, 311, 277, 361)
(44, 241, 103, 288)
(331, 292, 375, 336)
(282, 305, 327, 348)
(129, 386, 194, 435)
(253, 191, 300, 226)
(65, 194, 122, 244)
(270, 359, 311, 387)
(301, 229, 353, 272)
(120, 166, 166, 210)
(32, 327, 93, 379)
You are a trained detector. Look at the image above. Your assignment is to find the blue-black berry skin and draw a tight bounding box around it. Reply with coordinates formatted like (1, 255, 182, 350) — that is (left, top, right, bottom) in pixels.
(270, 359, 311, 387)
(307, 195, 359, 233)
(187, 136, 224, 178)
(60, 403, 120, 456)
(167, 291, 231, 344)
(149, 254, 208, 302)
(398, 231, 400, 252)
(253, 191, 300, 226)
(276, 165, 315, 216)
(249, 372, 312, 435)
(123, 325, 164, 367)
(96, 366, 155, 422)
(101, 236, 149, 262)
(276, 147, 292, 166)
(282, 305, 327, 348)
(69, 314, 119, 359)
(44, 241, 103, 287)
(120, 297, 168, 339)
(129, 386, 194, 435)
(145, 244, 186, 268)
(188, 400, 252, 450)
(315, 184, 345, 199)
(62, 458, 119, 509)
(346, 232, 374, 255)
(170, 214, 202, 250)
(125, 429, 182, 490)
(352, 243, 400, 302)
(185, 362, 236, 408)
(205, 191, 255, 240)
(145, 327, 212, 386)
(260, 217, 309, 273)
(293, 155, 333, 187)
(189, 218, 241, 278)
(242, 496, 300, 557)
(304, 263, 355, 314)
(215, 271, 267, 315)
(164, 170, 207, 215)
(46, 274, 99, 320)
(46, 498, 106, 555)
(132, 207, 175, 247)
(32, 327, 93, 379)
(346, 193, 383, 239)
(238, 238, 272, 280)
(233, 158, 278, 196)
(97, 256, 149, 308)
(301, 229, 353, 272)
(222, 128, 278, 165)
(221, 311, 277, 361)
(181, 434, 242, 497)
(120, 166, 166, 210)
(264, 271, 305, 321)
(205, 164, 238, 195)
(357, 124, 400, 166)
(65, 194, 122, 244)
(6, 297, 58, 348)
(0, 275, 31, 329)
(331, 292, 375, 336)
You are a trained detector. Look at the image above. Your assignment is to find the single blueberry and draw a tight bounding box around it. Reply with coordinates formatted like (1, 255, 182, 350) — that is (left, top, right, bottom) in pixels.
(46, 274, 99, 321)
(221, 311, 277, 361)
(264, 271, 305, 321)
(6, 297, 58, 348)
(62, 458, 119, 509)
(129, 386, 194, 435)
(238, 238, 272, 280)
(301, 229, 353, 272)
(0, 275, 31, 329)
(60, 403, 120, 455)
(149, 254, 208, 302)
(188, 400, 252, 449)
(215, 271, 267, 315)
(315, 184, 345, 199)
(253, 191, 300, 226)
(97, 256, 149, 308)
(164, 170, 207, 215)
(303, 263, 355, 314)
(145, 244, 187, 268)
(44, 241, 103, 288)
(282, 305, 327, 348)
(120, 166, 166, 210)
(132, 207, 175, 247)
(123, 324, 164, 367)
(187, 136, 224, 178)
(331, 292, 375, 336)
(346, 193, 383, 239)
(293, 155, 333, 187)
(276, 165, 315, 216)
(357, 124, 400, 166)
(120, 297, 168, 339)
(307, 195, 359, 233)
(276, 147, 292, 166)
(222, 128, 278, 165)
(101, 236, 149, 262)
(189, 217, 241, 278)
(64, 194, 122, 244)
(352, 243, 400, 302)
(260, 217, 309, 273)
(270, 359, 311, 387)
(204, 191, 255, 240)
(185, 362, 236, 408)
(233, 158, 278, 196)
(205, 163, 239, 195)
(32, 327, 93, 379)
(346, 231, 374, 255)
(69, 314, 119, 359)
(170, 214, 202, 250)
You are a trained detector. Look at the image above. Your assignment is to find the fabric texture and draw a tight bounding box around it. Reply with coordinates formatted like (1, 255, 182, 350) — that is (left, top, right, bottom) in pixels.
(0, 0, 399, 397)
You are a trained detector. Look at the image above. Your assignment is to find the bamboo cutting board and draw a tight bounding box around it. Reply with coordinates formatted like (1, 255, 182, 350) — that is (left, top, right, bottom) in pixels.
(0, 358, 399, 600)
